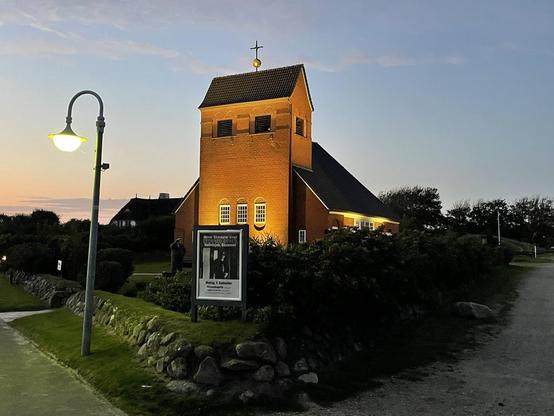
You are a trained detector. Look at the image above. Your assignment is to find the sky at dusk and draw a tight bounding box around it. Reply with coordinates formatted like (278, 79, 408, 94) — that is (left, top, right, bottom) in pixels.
(1, 0, 553, 223)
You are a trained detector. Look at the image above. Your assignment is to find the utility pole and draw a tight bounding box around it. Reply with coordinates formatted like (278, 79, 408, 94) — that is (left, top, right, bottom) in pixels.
(497, 211, 501, 246)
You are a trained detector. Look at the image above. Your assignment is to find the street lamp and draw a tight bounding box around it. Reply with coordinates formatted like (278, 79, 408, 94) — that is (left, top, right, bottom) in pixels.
(48, 90, 107, 356)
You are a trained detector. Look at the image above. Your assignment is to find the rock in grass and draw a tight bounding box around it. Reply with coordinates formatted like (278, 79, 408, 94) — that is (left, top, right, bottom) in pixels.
(239, 390, 256, 404)
(252, 365, 275, 382)
(293, 358, 309, 374)
(275, 361, 291, 377)
(194, 345, 215, 360)
(453, 302, 495, 320)
(221, 358, 260, 371)
(166, 380, 200, 394)
(167, 357, 187, 379)
(273, 337, 287, 360)
(161, 332, 176, 345)
(194, 357, 223, 386)
(236, 341, 277, 364)
(298, 372, 318, 384)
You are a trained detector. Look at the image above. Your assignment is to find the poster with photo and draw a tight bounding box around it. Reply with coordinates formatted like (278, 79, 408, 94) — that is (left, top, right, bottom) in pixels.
(195, 229, 243, 301)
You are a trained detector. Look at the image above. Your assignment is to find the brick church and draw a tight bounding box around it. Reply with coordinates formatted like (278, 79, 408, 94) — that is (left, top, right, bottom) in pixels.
(174, 64, 398, 254)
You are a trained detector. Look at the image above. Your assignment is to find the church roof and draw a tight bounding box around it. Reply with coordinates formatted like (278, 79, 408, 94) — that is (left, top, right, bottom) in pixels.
(294, 143, 397, 220)
(110, 197, 184, 223)
(199, 64, 313, 109)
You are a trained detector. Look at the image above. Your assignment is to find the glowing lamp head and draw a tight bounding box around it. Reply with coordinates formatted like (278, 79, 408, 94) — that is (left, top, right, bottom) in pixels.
(48, 125, 87, 152)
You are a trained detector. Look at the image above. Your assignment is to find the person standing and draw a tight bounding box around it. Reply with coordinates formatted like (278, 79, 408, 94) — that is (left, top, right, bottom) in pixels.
(170, 238, 185, 275)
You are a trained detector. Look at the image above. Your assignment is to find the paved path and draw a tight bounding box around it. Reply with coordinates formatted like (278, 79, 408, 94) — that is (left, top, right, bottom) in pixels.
(260, 263, 554, 416)
(0, 312, 126, 416)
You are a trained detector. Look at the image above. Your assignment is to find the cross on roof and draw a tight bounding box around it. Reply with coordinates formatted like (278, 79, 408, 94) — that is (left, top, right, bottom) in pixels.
(250, 40, 263, 59)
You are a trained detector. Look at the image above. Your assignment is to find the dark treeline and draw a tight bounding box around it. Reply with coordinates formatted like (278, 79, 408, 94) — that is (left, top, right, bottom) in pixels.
(380, 187, 554, 248)
(0, 210, 174, 287)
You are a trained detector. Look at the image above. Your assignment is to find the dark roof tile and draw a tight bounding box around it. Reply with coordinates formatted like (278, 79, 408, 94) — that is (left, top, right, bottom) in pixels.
(199, 64, 312, 108)
(294, 143, 397, 220)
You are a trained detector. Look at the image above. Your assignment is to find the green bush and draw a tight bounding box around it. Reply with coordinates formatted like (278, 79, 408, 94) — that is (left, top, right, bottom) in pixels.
(95, 261, 127, 292)
(142, 271, 191, 312)
(246, 229, 506, 332)
(6, 242, 56, 274)
(97, 248, 134, 278)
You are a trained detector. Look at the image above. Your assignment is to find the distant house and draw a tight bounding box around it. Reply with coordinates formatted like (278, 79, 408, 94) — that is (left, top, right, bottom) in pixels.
(174, 64, 398, 255)
(110, 194, 184, 227)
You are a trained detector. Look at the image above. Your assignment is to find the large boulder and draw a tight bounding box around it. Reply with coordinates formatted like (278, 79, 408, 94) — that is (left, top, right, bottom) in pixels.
(252, 365, 275, 382)
(236, 341, 277, 364)
(298, 372, 319, 384)
(453, 302, 495, 320)
(193, 357, 223, 386)
(166, 380, 200, 394)
(167, 357, 188, 379)
(221, 359, 260, 371)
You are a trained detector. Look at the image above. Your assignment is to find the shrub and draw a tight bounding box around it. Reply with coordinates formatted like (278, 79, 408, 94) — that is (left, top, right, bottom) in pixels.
(6, 242, 56, 274)
(246, 229, 506, 332)
(95, 261, 127, 292)
(142, 271, 192, 312)
(97, 248, 134, 278)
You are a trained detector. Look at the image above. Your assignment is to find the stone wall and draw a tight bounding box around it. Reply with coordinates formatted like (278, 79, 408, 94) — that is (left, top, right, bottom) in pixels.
(65, 291, 367, 405)
(5, 269, 81, 307)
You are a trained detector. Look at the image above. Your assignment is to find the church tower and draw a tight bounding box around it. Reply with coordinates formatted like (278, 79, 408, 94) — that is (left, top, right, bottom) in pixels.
(196, 64, 314, 245)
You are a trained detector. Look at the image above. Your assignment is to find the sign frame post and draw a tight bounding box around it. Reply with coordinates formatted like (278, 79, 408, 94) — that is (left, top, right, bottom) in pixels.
(190, 225, 248, 323)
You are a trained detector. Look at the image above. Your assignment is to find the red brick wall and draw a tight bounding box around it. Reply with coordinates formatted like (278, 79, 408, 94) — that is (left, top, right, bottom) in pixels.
(198, 99, 293, 244)
(291, 173, 330, 242)
(174, 182, 199, 256)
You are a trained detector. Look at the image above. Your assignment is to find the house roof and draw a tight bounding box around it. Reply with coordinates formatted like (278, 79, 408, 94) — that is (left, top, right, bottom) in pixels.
(110, 197, 184, 223)
(294, 143, 398, 220)
(199, 64, 313, 109)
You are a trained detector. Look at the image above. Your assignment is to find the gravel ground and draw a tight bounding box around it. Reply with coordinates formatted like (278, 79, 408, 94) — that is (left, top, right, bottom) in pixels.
(257, 263, 554, 416)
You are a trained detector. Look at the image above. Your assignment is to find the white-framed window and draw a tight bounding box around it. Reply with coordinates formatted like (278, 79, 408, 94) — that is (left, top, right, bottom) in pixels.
(354, 218, 372, 230)
(254, 203, 266, 224)
(298, 229, 307, 243)
(219, 204, 230, 225)
(237, 204, 248, 224)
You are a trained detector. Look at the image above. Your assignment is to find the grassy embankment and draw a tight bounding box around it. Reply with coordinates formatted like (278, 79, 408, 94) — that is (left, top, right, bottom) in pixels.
(9, 290, 261, 416)
(305, 261, 539, 404)
(0, 274, 46, 312)
(118, 259, 191, 297)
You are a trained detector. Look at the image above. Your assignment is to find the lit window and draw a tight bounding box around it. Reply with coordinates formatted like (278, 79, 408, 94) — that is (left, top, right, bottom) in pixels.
(254, 115, 271, 133)
(217, 119, 232, 137)
(237, 204, 248, 224)
(254, 203, 266, 224)
(369, 223, 374, 230)
(298, 229, 307, 243)
(295, 117, 304, 136)
(219, 204, 230, 224)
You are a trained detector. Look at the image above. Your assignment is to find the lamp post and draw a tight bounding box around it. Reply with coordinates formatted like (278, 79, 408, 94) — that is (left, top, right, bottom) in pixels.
(48, 90, 107, 356)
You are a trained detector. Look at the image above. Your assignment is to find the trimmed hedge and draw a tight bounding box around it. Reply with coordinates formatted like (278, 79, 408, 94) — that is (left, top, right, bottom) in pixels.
(247, 230, 512, 331)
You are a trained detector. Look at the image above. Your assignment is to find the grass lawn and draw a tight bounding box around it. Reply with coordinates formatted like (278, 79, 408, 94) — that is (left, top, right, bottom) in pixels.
(133, 260, 172, 274)
(305, 264, 528, 403)
(513, 253, 554, 264)
(97, 290, 262, 345)
(10, 309, 207, 416)
(0, 274, 47, 312)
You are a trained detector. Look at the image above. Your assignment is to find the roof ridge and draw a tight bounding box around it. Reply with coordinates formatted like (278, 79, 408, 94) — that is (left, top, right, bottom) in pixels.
(211, 64, 304, 80)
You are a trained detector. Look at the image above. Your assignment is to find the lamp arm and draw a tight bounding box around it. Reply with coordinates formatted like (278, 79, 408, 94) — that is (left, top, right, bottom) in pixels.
(65, 90, 105, 131)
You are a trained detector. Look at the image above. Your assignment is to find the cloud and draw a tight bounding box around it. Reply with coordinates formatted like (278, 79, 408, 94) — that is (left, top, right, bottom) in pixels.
(0, 197, 128, 224)
(302, 51, 466, 72)
(0, 0, 315, 36)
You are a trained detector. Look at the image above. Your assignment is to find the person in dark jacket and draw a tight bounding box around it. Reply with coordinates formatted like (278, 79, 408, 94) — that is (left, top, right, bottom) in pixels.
(170, 238, 186, 275)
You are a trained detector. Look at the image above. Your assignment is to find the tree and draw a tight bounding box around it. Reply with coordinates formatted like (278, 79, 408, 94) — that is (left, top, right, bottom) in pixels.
(379, 186, 443, 231)
(469, 199, 509, 238)
(510, 197, 554, 246)
(446, 200, 471, 233)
